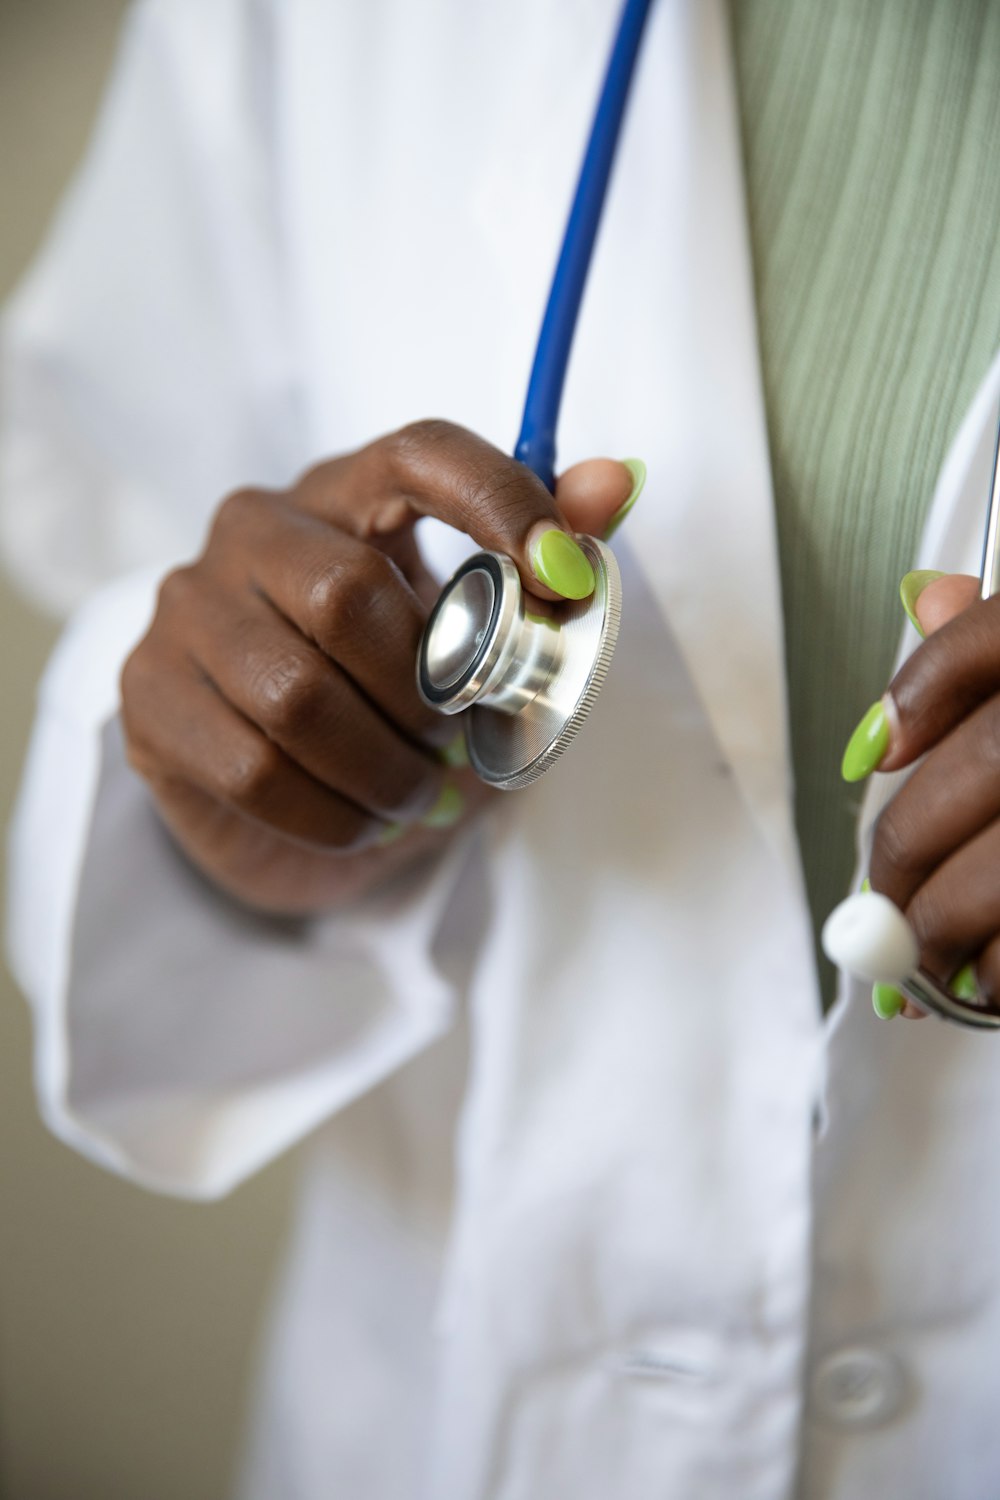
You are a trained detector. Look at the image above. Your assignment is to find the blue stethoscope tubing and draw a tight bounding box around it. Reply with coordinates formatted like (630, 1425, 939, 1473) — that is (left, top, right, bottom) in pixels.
(522, 0, 1000, 1030)
(514, 0, 657, 492)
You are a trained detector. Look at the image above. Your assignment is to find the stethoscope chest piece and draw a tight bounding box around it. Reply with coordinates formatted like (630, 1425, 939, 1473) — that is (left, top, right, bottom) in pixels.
(417, 535, 621, 789)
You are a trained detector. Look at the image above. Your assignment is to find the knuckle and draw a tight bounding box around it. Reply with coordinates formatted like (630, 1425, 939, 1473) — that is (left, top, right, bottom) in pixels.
(119, 641, 150, 708)
(220, 738, 283, 811)
(120, 640, 165, 733)
(122, 733, 160, 784)
(292, 459, 342, 510)
(297, 458, 338, 490)
(870, 801, 921, 889)
(303, 562, 346, 626)
(252, 653, 328, 741)
(461, 460, 526, 523)
(906, 883, 954, 975)
(210, 486, 267, 546)
(119, 684, 150, 763)
(386, 419, 464, 488)
(119, 651, 175, 783)
(392, 417, 460, 462)
(155, 564, 198, 617)
(312, 551, 397, 639)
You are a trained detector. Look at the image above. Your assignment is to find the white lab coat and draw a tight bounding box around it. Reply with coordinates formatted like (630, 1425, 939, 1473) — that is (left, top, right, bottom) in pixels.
(5, 1, 1000, 1495)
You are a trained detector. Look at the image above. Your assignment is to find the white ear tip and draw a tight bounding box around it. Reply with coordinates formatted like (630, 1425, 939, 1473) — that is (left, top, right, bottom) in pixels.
(821, 891, 919, 984)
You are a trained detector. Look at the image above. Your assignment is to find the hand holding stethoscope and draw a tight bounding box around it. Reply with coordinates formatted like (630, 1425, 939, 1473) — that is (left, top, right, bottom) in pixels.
(435, 0, 1000, 1032)
(116, 0, 652, 916)
(119, 0, 1000, 1026)
(824, 554, 1000, 1028)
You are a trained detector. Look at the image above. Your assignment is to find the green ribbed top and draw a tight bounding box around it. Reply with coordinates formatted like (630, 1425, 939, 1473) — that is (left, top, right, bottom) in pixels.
(730, 0, 1000, 1007)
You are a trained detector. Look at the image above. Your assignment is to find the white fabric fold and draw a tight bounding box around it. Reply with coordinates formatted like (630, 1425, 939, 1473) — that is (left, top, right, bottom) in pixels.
(7, 568, 472, 1197)
(0, 0, 306, 618)
(9, 1, 1000, 1495)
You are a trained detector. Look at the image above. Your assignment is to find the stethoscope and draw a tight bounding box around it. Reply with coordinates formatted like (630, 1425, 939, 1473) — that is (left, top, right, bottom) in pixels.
(823, 457, 1000, 1031)
(416, 0, 654, 788)
(415, 0, 1000, 1029)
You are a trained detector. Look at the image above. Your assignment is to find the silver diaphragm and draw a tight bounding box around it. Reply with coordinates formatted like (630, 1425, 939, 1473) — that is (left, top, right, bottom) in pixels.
(417, 535, 621, 789)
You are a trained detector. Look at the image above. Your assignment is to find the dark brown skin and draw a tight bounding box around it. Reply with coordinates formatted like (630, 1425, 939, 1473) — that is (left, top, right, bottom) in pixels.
(868, 573, 1000, 1014)
(120, 420, 632, 915)
(122, 429, 997, 991)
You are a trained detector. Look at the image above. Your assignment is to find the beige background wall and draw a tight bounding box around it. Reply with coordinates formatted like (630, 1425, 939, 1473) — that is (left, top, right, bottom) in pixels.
(0, 5, 295, 1496)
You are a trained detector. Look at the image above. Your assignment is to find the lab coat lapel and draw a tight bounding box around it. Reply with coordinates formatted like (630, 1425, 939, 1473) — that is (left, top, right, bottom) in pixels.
(603, 0, 798, 877)
(284, 0, 798, 875)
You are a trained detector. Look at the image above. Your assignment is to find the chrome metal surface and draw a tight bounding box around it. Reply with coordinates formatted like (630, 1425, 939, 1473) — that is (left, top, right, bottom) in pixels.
(417, 535, 622, 788)
(423, 567, 496, 691)
(900, 968, 1000, 1030)
(417, 553, 518, 716)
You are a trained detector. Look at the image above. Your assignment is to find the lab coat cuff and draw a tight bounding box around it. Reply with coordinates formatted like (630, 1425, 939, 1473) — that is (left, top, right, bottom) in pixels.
(7, 571, 470, 1199)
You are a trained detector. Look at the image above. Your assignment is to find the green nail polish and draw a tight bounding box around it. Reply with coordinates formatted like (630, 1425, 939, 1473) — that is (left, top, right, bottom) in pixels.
(530, 529, 596, 599)
(376, 822, 405, 847)
(872, 983, 904, 1020)
(421, 784, 464, 830)
(951, 963, 978, 1000)
(842, 701, 890, 783)
(899, 570, 946, 638)
(439, 733, 469, 769)
(604, 458, 647, 539)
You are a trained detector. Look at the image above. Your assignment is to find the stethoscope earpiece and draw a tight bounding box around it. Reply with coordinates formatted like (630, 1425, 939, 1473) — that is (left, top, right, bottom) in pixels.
(418, 536, 621, 789)
(821, 891, 919, 985)
(822, 891, 1000, 1029)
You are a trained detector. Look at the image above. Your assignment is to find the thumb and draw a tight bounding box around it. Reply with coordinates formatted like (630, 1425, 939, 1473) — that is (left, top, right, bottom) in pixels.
(903, 569, 981, 637)
(555, 458, 646, 540)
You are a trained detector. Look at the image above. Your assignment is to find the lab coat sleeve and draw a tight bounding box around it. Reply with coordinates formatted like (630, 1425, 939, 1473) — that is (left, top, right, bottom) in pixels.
(7, 566, 468, 1198)
(2, 0, 473, 1198)
(0, 0, 305, 615)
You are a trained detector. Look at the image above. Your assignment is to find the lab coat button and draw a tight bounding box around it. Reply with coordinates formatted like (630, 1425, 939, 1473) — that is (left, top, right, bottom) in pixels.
(811, 1347, 906, 1428)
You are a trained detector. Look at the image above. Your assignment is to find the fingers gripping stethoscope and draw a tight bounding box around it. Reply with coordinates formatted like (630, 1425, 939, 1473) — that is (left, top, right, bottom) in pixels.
(416, 0, 1000, 1029)
(416, 0, 655, 788)
(823, 433, 1000, 1031)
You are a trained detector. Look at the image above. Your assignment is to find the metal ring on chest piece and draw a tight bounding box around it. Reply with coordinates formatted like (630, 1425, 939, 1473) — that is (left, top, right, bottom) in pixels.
(417, 535, 621, 790)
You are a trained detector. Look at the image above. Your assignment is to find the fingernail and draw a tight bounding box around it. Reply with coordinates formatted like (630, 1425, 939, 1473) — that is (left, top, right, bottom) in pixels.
(529, 528, 596, 599)
(438, 732, 469, 769)
(872, 982, 904, 1020)
(899, 569, 946, 638)
(841, 700, 890, 782)
(376, 822, 405, 847)
(951, 962, 978, 1000)
(604, 458, 647, 539)
(420, 784, 464, 830)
